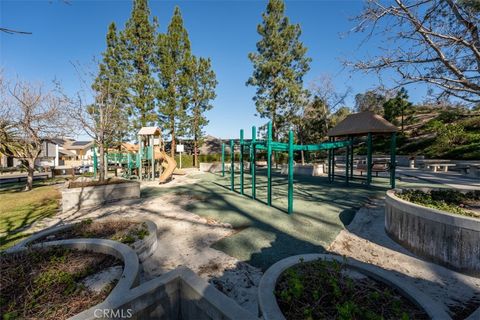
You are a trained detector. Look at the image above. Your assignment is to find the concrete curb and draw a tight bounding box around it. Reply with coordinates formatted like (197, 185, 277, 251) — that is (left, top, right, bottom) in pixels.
(7, 218, 158, 263)
(386, 189, 480, 275)
(6, 239, 140, 303)
(258, 254, 450, 320)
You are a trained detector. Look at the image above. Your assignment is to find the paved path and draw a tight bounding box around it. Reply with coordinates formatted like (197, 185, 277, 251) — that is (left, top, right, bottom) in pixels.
(397, 167, 480, 190)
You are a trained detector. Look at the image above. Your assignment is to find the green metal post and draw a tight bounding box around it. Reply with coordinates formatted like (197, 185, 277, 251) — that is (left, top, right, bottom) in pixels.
(221, 143, 225, 177)
(240, 129, 244, 195)
(345, 142, 349, 185)
(230, 139, 234, 191)
(349, 136, 354, 178)
(251, 126, 256, 199)
(288, 130, 294, 214)
(93, 147, 98, 179)
(367, 132, 373, 185)
(267, 122, 272, 206)
(327, 138, 332, 182)
(331, 138, 335, 182)
(390, 132, 397, 188)
(138, 135, 143, 181)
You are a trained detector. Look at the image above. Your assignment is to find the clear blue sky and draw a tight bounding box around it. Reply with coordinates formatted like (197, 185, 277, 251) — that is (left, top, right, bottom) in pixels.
(1, 0, 428, 139)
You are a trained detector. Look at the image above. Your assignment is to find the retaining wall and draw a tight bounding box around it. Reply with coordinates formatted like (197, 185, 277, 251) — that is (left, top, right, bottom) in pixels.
(73, 267, 257, 320)
(385, 190, 480, 276)
(62, 181, 140, 213)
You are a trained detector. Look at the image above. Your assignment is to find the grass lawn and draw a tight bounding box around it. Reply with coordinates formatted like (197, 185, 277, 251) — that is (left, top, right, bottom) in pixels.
(0, 180, 61, 250)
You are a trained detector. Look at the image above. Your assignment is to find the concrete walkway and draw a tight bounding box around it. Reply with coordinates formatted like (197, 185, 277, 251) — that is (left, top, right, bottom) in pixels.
(397, 167, 480, 190)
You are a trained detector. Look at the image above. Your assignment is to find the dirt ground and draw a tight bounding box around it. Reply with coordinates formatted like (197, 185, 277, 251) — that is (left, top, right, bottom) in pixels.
(328, 199, 480, 319)
(26, 171, 262, 314)
(19, 170, 480, 317)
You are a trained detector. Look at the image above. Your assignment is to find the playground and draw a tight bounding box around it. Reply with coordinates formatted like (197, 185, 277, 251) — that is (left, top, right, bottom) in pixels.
(2, 119, 479, 318)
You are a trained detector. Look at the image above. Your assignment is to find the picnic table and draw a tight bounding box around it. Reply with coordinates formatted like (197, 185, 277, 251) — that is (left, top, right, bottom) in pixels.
(425, 163, 456, 172)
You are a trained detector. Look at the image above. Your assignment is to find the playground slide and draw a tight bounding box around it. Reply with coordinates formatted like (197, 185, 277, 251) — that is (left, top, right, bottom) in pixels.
(155, 150, 177, 184)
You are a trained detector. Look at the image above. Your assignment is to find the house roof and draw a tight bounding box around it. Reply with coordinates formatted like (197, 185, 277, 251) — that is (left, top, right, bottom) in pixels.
(327, 111, 398, 137)
(59, 149, 77, 157)
(138, 127, 161, 136)
(64, 141, 94, 150)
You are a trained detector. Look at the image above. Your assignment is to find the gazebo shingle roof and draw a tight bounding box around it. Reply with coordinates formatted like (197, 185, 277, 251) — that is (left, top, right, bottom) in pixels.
(327, 111, 397, 137)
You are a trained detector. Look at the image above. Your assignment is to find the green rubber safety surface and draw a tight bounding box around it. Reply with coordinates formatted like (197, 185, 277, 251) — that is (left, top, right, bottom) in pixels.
(142, 170, 438, 271)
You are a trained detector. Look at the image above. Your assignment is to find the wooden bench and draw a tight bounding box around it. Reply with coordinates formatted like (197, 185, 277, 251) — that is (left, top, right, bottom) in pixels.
(425, 163, 456, 172)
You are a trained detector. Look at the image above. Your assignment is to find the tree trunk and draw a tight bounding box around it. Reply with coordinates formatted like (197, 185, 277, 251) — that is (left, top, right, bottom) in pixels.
(401, 109, 404, 133)
(25, 158, 35, 191)
(98, 144, 106, 182)
(194, 139, 198, 168)
(193, 113, 199, 168)
(170, 115, 176, 158)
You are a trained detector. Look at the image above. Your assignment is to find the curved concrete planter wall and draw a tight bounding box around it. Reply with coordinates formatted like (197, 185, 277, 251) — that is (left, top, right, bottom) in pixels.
(7, 219, 158, 262)
(258, 254, 449, 320)
(62, 181, 140, 213)
(6, 239, 140, 309)
(385, 190, 480, 276)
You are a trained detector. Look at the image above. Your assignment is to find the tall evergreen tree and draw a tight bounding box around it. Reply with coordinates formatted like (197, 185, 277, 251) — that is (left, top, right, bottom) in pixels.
(383, 88, 412, 132)
(91, 22, 129, 181)
(189, 56, 217, 167)
(122, 0, 157, 130)
(157, 6, 192, 157)
(247, 0, 311, 140)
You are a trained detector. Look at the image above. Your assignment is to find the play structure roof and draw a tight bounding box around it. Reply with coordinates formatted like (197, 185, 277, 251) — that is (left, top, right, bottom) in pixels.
(327, 111, 397, 137)
(138, 127, 161, 136)
(121, 143, 139, 152)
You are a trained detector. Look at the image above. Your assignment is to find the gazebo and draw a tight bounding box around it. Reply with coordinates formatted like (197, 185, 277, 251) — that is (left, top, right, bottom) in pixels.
(326, 111, 398, 188)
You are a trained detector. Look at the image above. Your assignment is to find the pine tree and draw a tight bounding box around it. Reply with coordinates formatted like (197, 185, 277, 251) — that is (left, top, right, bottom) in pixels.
(189, 56, 217, 167)
(156, 6, 192, 157)
(247, 0, 311, 140)
(121, 0, 157, 130)
(383, 88, 411, 132)
(91, 22, 129, 181)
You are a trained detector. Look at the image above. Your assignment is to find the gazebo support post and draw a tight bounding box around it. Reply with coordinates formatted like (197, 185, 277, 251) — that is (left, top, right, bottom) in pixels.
(367, 132, 373, 185)
(327, 137, 332, 182)
(345, 141, 349, 185)
(349, 136, 354, 178)
(390, 132, 397, 188)
(251, 126, 256, 200)
(240, 129, 244, 195)
(230, 139, 234, 191)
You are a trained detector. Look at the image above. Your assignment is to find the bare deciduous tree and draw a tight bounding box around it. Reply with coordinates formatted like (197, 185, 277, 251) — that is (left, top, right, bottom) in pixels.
(0, 76, 70, 191)
(63, 64, 128, 182)
(351, 0, 480, 103)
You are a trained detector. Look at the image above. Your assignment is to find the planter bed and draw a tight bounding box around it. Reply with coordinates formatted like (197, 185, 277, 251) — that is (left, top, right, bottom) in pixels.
(259, 254, 449, 320)
(385, 189, 480, 276)
(0, 246, 121, 320)
(10, 218, 158, 262)
(61, 179, 140, 212)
